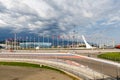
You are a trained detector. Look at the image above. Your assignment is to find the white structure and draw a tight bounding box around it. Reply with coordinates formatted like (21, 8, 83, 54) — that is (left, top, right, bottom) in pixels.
(35, 46, 40, 50)
(82, 35, 93, 49)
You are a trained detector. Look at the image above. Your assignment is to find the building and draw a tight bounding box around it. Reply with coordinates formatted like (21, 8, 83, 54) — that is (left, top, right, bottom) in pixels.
(19, 42, 52, 48)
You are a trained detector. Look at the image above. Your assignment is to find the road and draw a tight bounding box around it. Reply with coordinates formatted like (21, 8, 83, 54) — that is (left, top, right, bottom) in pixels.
(62, 55, 120, 79)
(0, 51, 120, 80)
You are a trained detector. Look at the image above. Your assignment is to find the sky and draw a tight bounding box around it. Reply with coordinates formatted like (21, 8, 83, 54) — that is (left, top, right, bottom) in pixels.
(0, 0, 120, 43)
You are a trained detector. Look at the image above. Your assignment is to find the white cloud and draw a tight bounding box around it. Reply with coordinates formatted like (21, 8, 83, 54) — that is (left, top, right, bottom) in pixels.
(0, 19, 7, 27)
(0, 0, 120, 42)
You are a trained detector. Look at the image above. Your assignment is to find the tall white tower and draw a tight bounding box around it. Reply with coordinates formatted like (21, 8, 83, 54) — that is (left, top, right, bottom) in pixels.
(82, 35, 93, 49)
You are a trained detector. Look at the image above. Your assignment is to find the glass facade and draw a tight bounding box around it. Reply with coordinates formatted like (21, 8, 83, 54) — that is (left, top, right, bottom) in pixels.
(20, 42, 52, 48)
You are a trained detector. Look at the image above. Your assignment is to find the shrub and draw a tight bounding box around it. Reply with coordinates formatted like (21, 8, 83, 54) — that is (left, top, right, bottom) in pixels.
(98, 52, 120, 62)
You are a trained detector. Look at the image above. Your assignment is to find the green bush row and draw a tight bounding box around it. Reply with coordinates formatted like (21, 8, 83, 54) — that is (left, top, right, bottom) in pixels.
(98, 52, 120, 62)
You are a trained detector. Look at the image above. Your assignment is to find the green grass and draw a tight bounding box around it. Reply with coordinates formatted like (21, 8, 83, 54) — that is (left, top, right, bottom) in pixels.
(0, 62, 40, 68)
(98, 52, 120, 62)
(0, 62, 62, 72)
(0, 62, 78, 80)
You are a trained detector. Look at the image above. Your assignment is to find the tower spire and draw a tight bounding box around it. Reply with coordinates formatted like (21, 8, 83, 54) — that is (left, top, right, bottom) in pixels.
(82, 35, 93, 49)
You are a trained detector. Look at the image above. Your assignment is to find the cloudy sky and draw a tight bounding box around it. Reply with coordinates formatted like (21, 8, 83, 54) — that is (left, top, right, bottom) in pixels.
(0, 0, 120, 43)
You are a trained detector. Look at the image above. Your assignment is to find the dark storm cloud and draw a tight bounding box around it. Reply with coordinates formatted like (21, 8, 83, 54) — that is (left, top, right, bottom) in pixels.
(0, 0, 120, 42)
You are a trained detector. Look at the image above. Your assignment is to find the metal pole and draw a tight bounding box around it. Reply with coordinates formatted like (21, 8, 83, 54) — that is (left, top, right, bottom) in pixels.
(57, 36, 59, 48)
(62, 36, 64, 48)
(42, 34, 44, 48)
(29, 36, 31, 49)
(68, 36, 69, 48)
(37, 35, 39, 50)
(16, 37, 18, 50)
(48, 35, 49, 48)
(52, 35, 54, 48)
(5, 39, 7, 50)
(34, 37, 35, 49)
(72, 36, 74, 48)
(26, 36, 28, 49)
(14, 33, 17, 51)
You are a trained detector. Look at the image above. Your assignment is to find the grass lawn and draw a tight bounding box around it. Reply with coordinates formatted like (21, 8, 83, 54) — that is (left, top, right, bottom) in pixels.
(98, 52, 120, 62)
(0, 62, 78, 80)
(0, 62, 63, 73)
(0, 62, 40, 68)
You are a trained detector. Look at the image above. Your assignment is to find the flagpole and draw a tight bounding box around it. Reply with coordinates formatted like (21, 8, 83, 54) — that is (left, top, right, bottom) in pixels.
(57, 36, 58, 48)
(57, 35, 59, 48)
(63, 36, 64, 48)
(43, 34, 44, 48)
(52, 35, 54, 48)
(26, 36, 28, 49)
(47, 35, 49, 48)
(16, 37, 18, 50)
(72, 35, 74, 48)
(20, 37, 22, 50)
(37, 35, 39, 50)
(61, 36, 63, 48)
(22, 37, 24, 50)
(34, 37, 35, 49)
(68, 36, 69, 48)
(29, 36, 31, 49)
(14, 33, 17, 51)
(56, 35, 58, 47)
(25, 36, 27, 49)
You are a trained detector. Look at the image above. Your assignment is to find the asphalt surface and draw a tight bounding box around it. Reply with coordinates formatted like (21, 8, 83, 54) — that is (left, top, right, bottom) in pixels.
(62, 57, 120, 80)
(0, 49, 120, 80)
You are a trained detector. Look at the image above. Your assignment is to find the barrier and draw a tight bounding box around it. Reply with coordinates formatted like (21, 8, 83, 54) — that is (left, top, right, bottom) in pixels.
(0, 58, 109, 80)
